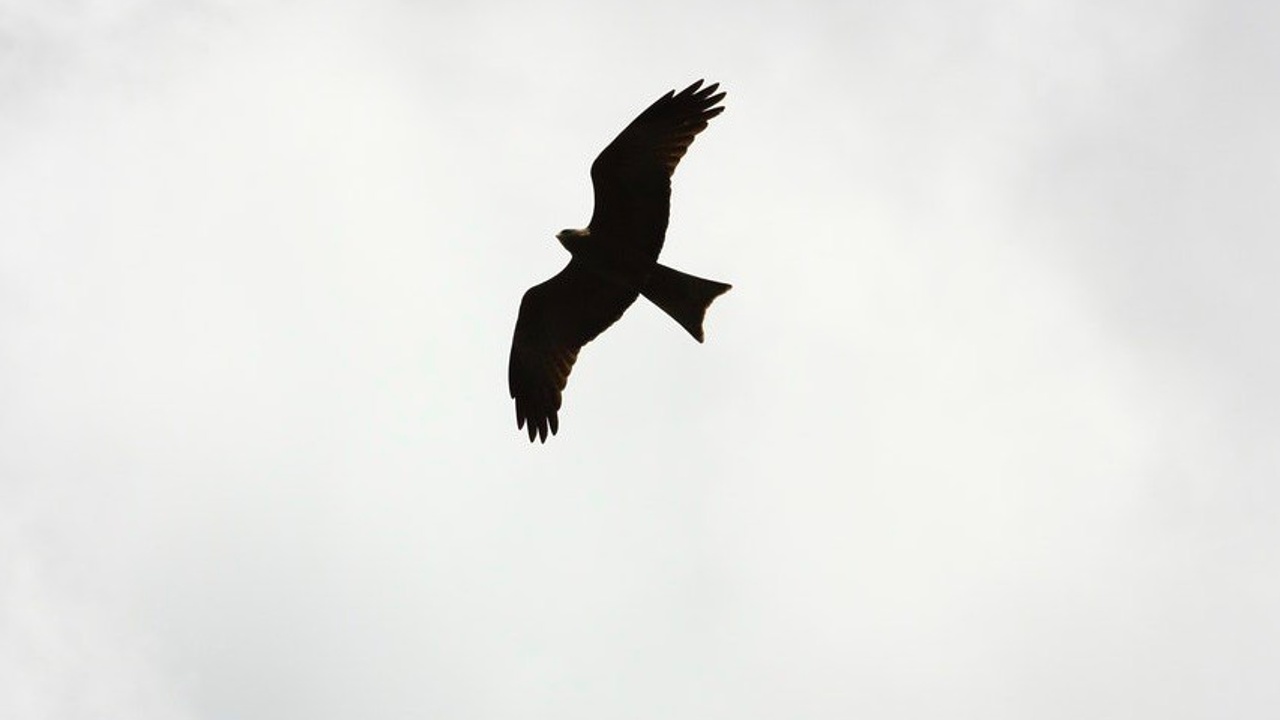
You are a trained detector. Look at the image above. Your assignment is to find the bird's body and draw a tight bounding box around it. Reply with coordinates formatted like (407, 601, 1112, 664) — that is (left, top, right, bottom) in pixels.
(509, 80, 731, 442)
(556, 229, 645, 291)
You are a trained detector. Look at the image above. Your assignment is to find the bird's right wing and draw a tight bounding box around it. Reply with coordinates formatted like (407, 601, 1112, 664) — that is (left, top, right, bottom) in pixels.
(508, 260, 639, 442)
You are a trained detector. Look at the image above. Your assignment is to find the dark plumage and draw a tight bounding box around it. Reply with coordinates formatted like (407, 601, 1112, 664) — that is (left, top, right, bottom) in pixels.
(509, 80, 732, 442)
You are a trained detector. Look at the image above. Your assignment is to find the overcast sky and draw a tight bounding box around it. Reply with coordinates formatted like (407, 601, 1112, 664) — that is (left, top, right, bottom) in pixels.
(2, 1, 1278, 718)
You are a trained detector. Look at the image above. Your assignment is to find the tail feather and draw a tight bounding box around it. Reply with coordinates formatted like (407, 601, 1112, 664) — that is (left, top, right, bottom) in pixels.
(640, 263, 731, 342)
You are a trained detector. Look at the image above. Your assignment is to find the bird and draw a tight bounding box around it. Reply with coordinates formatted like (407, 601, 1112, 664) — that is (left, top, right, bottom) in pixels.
(508, 80, 732, 442)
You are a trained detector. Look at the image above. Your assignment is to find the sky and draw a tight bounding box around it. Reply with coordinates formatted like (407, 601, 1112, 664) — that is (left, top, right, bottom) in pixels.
(2, 1, 1278, 718)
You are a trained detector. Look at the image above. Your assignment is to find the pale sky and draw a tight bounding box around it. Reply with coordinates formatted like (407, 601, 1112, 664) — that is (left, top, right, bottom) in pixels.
(2, 1, 1278, 718)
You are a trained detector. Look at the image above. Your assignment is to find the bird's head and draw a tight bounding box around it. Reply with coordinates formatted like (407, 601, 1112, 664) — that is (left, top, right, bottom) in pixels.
(556, 228, 590, 253)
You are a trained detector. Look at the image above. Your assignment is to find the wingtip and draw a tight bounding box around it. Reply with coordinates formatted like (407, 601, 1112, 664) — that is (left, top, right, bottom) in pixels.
(682, 79, 705, 94)
(521, 414, 558, 443)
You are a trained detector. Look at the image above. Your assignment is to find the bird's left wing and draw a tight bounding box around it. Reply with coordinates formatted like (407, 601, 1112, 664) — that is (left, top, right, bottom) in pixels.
(508, 260, 639, 442)
(588, 80, 726, 261)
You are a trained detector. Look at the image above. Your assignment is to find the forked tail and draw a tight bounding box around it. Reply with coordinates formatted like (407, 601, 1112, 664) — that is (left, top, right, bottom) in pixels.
(640, 263, 732, 342)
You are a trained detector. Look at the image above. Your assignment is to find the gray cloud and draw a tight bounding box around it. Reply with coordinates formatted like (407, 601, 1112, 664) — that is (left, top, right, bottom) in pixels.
(2, 1, 1276, 718)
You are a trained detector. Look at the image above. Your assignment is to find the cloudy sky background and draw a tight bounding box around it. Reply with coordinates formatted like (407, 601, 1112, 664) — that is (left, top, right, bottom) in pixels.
(2, 0, 1278, 717)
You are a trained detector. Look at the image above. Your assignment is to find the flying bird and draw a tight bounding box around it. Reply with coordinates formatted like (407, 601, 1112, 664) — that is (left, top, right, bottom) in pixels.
(508, 80, 732, 442)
